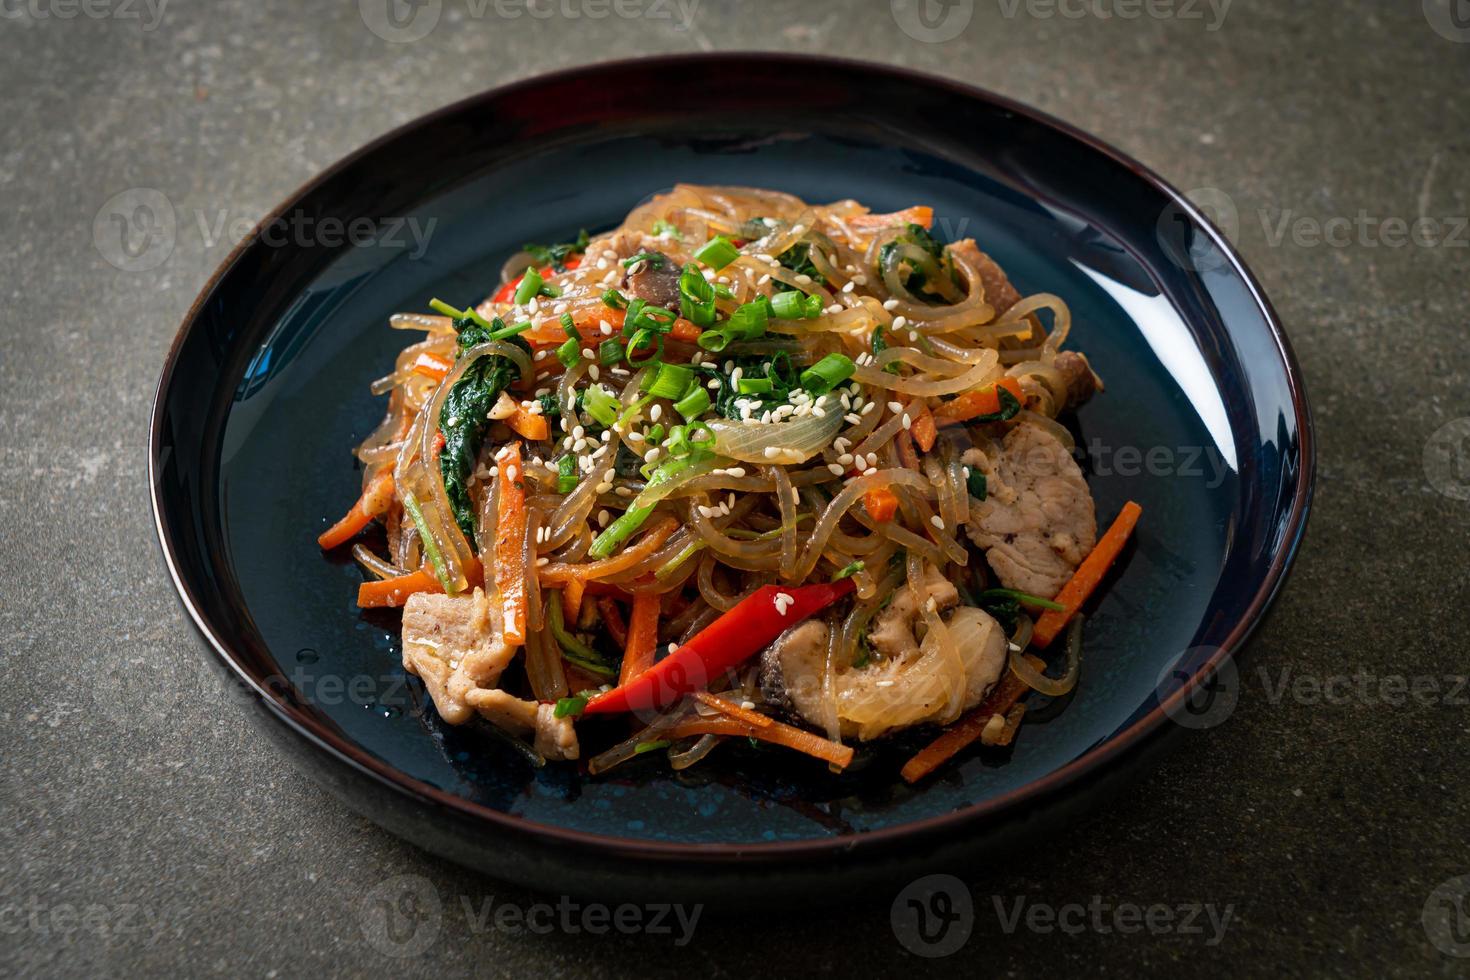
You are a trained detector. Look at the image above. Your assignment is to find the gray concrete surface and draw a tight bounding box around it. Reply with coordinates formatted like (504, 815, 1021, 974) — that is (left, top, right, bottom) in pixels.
(3, 0, 1469, 976)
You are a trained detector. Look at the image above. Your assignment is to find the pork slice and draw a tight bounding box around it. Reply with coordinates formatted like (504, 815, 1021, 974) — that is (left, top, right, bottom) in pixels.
(401, 587, 514, 725)
(965, 422, 1096, 598)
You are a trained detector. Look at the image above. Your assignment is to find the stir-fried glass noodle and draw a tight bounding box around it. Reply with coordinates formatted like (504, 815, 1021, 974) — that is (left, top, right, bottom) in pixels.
(317, 185, 1142, 781)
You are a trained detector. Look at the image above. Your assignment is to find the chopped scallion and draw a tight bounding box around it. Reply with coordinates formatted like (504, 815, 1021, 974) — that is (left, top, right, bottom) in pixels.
(693, 235, 739, 270)
(583, 383, 621, 428)
(556, 337, 581, 367)
(673, 386, 710, 421)
(514, 267, 543, 306)
(799, 353, 856, 394)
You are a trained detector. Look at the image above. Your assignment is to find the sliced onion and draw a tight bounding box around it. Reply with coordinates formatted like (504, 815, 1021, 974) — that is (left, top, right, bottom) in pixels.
(708, 394, 844, 464)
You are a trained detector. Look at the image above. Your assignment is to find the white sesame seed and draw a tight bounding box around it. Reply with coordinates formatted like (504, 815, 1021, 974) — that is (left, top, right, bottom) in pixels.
(841, 281, 856, 294)
(588, 365, 600, 381)
(649, 404, 663, 422)
(887, 401, 905, 414)
(763, 447, 782, 459)
(581, 348, 595, 360)
(862, 402, 877, 415)
(844, 413, 862, 425)
(883, 298, 900, 310)
(572, 425, 585, 439)
(892, 316, 908, 331)
(930, 515, 945, 530)
(726, 467, 746, 478)
(795, 274, 812, 285)
(838, 453, 853, 465)
(902, 413, 912, 429)
(828, 463, 845, 475)
(863, 466, 878, 477)
(599, 320, 612, 335)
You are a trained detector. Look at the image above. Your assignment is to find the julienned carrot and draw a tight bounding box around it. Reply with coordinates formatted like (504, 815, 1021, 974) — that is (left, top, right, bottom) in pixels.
(620, 591, 660, 686)
(932, 377, 1025, 425)
(410, 351, 452, 382)
(864, 487, 900, 522)
(357, 568, 438, 608)
(505, 404, 549, 442)
(1032, 501, 1143, 648)
(911, 402, 937, 453)
(668, 717, 855, 770)
(317, 470, 395, 550)
(495, 443, 529, 646)
(522, 306, 702, 347)
(597, 596, 628, 649)
(848, 205, 933, 232)
(562, 577, 586, 626)
(691, 690, 773, 729)
(356, 556, 484, 608)
(900, 653, 1045, 783)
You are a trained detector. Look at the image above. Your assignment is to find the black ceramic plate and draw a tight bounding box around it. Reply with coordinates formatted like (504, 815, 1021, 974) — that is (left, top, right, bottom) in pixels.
(151, 54, 1312, 902)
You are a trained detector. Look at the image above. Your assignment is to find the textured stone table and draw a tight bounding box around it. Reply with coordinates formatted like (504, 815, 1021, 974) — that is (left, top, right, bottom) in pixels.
(3, 1, 1468, 975)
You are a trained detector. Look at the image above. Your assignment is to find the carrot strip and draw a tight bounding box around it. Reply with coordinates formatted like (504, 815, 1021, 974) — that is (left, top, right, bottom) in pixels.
(409, 351, 452, 382)
(495, 443, 529, 646)
(505, 405, 549, 442)
(620, 591, 660, 686)
(597, 596, 629, 649)
(521, 306, 702, 348)
(911, 402, 937, 453)
(900, 653, 1045, 783)
(864, 487, 899, 522)
(848, 205, 933, 232)
(563, 577, 586, 626)
(317, 470, 395, 550)
(356, 569, 439, 608)
(356, 556, 484, 608)
(1032, 501, 1143, 648)
(692, 690, 773, 728)
(932, 377, 1026, 425)
(668, 717, 854, 770)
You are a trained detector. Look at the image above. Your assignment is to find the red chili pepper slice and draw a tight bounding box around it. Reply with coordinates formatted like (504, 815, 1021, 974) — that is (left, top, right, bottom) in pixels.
(490, 255, 583, 304)
(581, 578, 855, 717)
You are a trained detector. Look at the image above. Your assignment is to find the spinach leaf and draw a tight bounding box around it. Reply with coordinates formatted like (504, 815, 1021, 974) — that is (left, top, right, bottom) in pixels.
(522, 229, 589, 272)
(438, 321, 532, 540)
